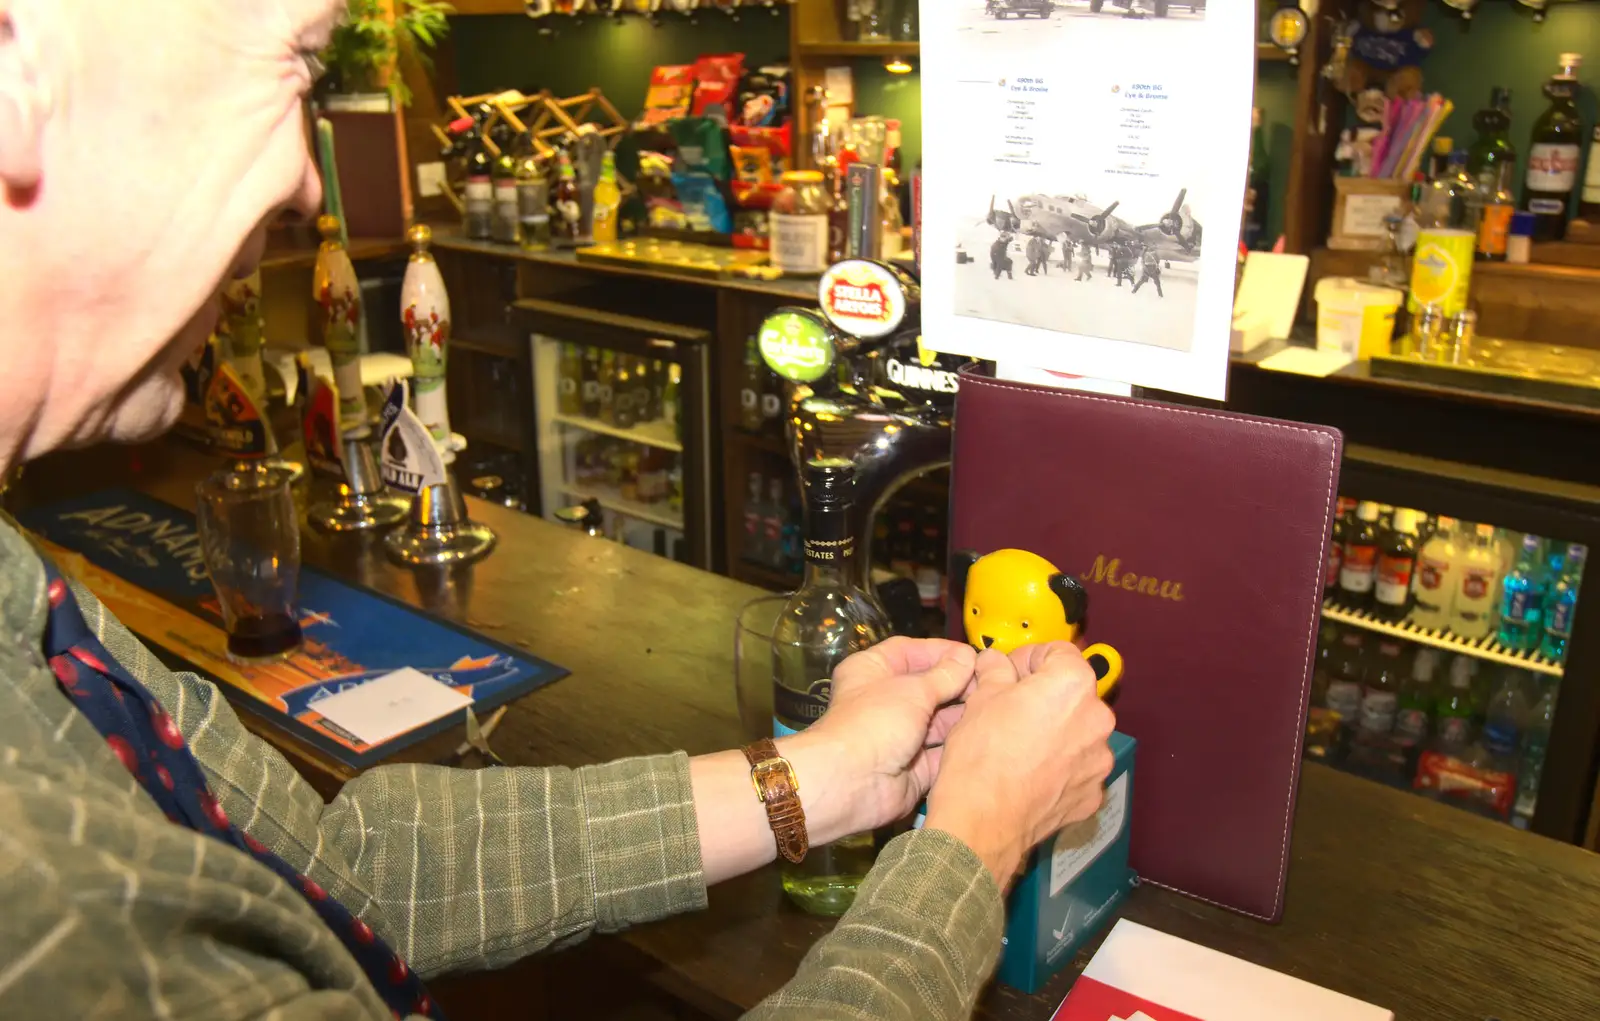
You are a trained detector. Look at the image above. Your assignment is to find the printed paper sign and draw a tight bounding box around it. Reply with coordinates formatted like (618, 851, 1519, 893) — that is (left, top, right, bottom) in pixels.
(379, 382, 447, 494)
(919, 1, 1254, 399)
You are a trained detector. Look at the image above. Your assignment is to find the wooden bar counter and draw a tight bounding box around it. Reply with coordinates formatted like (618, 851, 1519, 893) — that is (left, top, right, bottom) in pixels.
(17, 442, 1600, 1021)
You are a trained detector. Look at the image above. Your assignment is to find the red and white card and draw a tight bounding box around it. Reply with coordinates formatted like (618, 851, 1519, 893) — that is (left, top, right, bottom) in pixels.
(1052, 921, 1393, 1021)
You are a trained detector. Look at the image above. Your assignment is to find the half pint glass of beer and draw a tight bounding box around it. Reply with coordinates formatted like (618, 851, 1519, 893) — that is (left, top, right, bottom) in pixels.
(196, 464, 304, 663)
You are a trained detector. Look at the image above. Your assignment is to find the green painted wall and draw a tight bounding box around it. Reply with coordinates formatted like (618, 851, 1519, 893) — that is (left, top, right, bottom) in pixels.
(449, 12, 792, 115)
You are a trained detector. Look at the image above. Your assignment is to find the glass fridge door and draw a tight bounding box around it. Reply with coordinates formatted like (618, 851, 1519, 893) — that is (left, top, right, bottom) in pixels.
(1308, 498, 1586, 834)
(519, 300, 713, 568)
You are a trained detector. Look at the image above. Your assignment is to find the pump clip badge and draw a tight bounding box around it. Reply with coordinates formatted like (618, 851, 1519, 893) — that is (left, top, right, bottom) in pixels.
(757, 307, 836, 385)
(818, 259, 910, 340)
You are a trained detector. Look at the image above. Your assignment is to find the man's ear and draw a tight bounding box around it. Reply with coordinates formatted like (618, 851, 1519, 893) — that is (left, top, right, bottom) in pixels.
(0, 4, 51, 196)
(1047, 573, 1088, 627)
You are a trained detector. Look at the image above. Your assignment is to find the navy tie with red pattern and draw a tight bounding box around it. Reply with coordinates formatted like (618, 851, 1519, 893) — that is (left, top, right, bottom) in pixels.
(40, 558, 443, 1021)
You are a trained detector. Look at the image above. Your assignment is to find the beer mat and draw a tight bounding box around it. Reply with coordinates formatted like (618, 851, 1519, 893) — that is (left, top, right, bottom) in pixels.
(949, 369, 1342, 922)
(19, 489, 568, 770)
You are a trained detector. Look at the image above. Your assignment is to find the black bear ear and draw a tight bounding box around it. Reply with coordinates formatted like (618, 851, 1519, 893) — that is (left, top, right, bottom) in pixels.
(1047, 573, 1087, 626)
(948, 549, 981, 614)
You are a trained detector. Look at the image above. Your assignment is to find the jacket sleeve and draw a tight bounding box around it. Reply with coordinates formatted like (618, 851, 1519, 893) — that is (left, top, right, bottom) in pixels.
(74, 580, 708, 980)
(743, 829, 1006, 1021)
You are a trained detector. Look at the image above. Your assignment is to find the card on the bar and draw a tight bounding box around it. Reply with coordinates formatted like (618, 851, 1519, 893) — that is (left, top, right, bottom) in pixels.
(20, 488, 569, 769)
(948, 368, 1342, 922)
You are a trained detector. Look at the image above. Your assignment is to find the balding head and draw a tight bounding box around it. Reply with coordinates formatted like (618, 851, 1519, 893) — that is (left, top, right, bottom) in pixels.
(0, 0, 341, 467)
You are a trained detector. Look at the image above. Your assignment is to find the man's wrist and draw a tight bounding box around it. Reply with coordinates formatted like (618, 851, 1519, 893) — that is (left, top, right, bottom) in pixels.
(922, 803, 1026, 892)
(774, 730, 871, 847)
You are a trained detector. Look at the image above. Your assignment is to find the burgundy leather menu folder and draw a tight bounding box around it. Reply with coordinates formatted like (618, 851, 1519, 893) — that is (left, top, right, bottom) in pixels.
(948, 368, 1343, 921)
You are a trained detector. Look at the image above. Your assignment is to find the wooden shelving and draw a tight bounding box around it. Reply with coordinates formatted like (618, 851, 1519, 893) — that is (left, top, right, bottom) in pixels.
(557, 483, 683, 531)
(1256, 42, 1290, 63)
(797, 41, 920, 59)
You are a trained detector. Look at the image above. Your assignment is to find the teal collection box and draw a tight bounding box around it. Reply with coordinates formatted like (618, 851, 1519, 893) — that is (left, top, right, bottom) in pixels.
(997, 730, 1137, 995)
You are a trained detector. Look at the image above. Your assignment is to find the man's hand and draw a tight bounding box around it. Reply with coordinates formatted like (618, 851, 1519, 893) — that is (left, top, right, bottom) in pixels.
(781, 637, 977, 839)
(922, 642, 1117, 889)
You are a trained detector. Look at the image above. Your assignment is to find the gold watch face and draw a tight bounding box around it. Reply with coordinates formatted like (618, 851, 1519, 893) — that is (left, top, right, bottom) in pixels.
(1269, 7, 1309, 49)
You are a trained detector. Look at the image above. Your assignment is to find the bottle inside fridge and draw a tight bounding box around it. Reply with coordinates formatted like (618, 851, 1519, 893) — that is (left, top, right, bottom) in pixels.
(1314, 495, 1583, 834)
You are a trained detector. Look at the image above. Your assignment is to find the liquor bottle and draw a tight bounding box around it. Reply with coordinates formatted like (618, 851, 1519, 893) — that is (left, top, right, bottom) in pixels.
(667, 457, 683, 517)
(1434, 655, 1479, 752)
(516, 134, 552, 252)
(557, 343, 583, 416)
(763, 478, 787, 570)
(1325, 628, 1367, 725)
(759, 365, 784, 436)
(1411, 515, 1461, 630)
(631, 357, 654, 427)
(1325, 497, 1354, 594)
(647, 359, 666, 423)
(596, 350, 617, 426)
(1466, 87, 1517, 257)
(739, 336, 765, 432)
(1541, 543, 1585, 661)
(1514, 678, 1557, 826)
(592, 150, 622, 244)
(1416, 151, 1471, 229)
(1582, 125, 1600, 223)
(772, 459, 893, 916)
(491, 123, 521, 245)
(638, 446, 668, 504)
(1479, 671, 1529, 773)
(915, 508, 944, 612)
(1358, 639, 1404, 738)
(1451, 524, 1500, 640)
(1497, 533, 1546, 651)
(890, 509, 917, 579)
(891, 0, 918, 41)
(462, 126, 494, 241)
(663, 363, 682, 444)
(743, 471, 764, 562)
(580, 346, 602, 419)
(1244, 107, 1270, 251)
(1394, 647, 1438, 750)
(1338, 501, 1382, 608)
(1523, 53, 1584, 243)
(618, 445, 642, 503)
(553, 150, 584, 245)
(1373, 508, 1421, 622)
(613, 356, 636, 429)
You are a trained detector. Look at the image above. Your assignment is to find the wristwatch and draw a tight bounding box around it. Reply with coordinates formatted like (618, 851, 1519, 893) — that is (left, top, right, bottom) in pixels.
(743, 738, 809, 864)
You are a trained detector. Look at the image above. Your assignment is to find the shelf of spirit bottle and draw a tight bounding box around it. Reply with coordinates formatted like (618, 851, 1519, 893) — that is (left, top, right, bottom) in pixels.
(557, 483, 683, 531)
(1320, 601, 1565, 679)
(553, 412, 683, 453)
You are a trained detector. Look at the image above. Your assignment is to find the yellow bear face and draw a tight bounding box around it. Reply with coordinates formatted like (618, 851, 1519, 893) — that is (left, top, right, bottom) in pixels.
(962, 548, 1083, 654)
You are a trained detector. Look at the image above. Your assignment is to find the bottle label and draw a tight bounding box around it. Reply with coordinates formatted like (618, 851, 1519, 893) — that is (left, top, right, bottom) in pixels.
(1395, 707, 1429, 743)
(804, 534, 855, 565)
(598, 384, 614, 404)
(741, 388, 759, 410)
(1461, 567, 1494, 602)
(1502, 588, 1536, 624)
(1339, 544, 1377, 592)
(465, 179, 493, 213)
(1547, 599, 1575, 638)
(1477, 203, 1514, 257)
(1482, 718, 1518, 757)
(1527, 144, 1581, 192)
(559, 377, 578, 397)
(1528, 197, 1567, 215)
(1374, 553, 1414, 605)
(1437, 716, 1471, 746)
(773, 678, 832, 731)
(1360, 690, 1398, 733)
(1325, 543, 1342, 588)
(760, 392, 783, 419)
(770, 213, 829, 274)
(1416, 553, 1451, 594)
(495, 181, 519, 208)
(582, 380, 600, 402)
(1326, 680, 1362, 718)
(1585, 137, 1600, 204)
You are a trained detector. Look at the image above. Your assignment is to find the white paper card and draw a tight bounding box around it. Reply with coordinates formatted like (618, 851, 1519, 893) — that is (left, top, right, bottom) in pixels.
(1049, 771, 1129, 896)
(1257, 346, 1352, 378)
(312, 667, 472, 746)
(919, 3, 1255, 400)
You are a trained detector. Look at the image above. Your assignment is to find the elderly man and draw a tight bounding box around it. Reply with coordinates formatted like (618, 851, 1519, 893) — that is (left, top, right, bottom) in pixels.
(0, 2, 1117, 1020)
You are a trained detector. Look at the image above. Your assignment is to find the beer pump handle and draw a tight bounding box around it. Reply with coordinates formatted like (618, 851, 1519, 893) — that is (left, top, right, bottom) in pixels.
(312, 214, 369, 439)
(401, 223, 457, 464)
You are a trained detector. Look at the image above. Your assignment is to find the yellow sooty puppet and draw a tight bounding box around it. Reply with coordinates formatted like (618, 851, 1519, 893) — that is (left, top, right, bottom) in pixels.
(949, 549, 1124, 699)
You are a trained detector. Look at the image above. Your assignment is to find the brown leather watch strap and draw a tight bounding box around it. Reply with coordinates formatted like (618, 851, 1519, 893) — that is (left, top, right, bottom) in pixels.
(742, 738, 809, 864)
